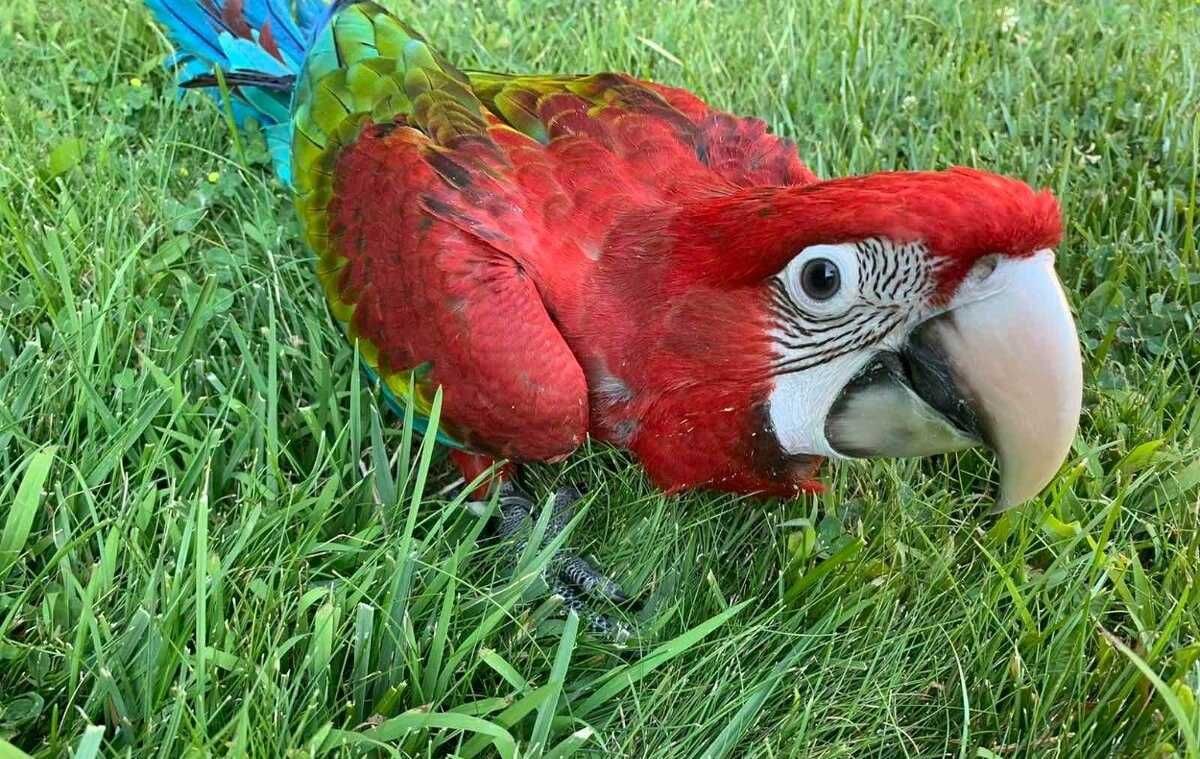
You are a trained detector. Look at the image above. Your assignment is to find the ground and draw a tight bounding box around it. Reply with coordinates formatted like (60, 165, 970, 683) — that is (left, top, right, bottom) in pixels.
(1, 0, 1199, 756)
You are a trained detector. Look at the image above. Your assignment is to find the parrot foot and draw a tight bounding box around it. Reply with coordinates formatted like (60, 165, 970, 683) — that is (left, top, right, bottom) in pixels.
(495, 483, 634, 643)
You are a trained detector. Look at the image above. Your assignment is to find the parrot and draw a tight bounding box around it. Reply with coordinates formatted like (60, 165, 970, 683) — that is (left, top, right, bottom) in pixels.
(143, 0, 1084, 637)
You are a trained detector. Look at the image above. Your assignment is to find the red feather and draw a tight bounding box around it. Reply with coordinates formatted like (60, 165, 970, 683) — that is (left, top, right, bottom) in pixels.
(665, 168, 1062, 299)
(258, 21, 283, 62)
(218, 0, 252, 39)
(329, 126, 588, 461)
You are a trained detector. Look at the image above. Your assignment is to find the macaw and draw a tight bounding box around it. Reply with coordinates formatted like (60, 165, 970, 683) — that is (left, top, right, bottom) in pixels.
(144, 0, 1083, 636)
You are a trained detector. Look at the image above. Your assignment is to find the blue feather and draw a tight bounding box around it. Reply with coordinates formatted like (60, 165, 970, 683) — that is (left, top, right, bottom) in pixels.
(264, 122, 293, 185)
(217, 31, 293, 76)
(295, 0, 327, 36)
(232, 0, 306, 63)
(145, 0, 228, 63)
(358, 362, 464, 448)
(144, 0, 335, 186)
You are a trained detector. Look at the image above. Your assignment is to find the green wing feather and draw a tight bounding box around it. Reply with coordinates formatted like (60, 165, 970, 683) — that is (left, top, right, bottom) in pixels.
(465, 71, 674, 139)
(292, 1, 489, 444)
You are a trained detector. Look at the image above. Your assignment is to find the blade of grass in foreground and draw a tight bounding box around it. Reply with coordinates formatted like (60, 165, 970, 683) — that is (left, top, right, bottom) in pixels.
(530, 611, 581, 755)
(0, 445, 56, 583)
(574, 600, 752, 718)
(457, 686, 555, 758)
(70, 726, 105, 759)
(324, 710, 518, 759)
(541, 727, 595, 759)
(0, 738, 35, 759)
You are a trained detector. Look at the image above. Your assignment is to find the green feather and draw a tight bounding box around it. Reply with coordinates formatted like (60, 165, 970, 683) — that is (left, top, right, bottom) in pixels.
(290, 1, 490, 448)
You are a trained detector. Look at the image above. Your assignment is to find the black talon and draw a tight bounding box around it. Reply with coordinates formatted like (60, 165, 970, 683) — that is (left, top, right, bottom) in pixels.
(557, 554, 631, 604)
(488, 482, 635, 642)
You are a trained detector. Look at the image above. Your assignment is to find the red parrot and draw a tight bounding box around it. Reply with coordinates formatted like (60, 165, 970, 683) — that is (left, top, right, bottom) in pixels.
(145, 0, 1083, 636)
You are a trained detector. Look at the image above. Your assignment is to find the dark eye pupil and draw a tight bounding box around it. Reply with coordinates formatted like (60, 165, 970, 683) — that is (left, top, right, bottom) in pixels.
(800, 258, 840, 300)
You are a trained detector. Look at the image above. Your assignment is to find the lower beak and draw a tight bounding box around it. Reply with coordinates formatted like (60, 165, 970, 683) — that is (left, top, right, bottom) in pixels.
(824, 251, 1083, 509)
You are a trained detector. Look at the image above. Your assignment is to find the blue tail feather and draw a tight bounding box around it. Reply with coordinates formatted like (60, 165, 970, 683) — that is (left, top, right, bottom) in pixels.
(145, 0, 228, 61)
(144, 0, 330, 185)
(147, 0, 465, 449)
(237, 0, 308, 62)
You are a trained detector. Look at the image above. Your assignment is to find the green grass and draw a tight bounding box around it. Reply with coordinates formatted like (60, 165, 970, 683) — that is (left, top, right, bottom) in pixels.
(2, 0, 1199, 755)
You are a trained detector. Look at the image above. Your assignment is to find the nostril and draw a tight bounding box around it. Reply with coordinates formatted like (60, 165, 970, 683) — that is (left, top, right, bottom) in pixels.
(973, 255, 1000, 280)
(962, 254, 1000, 288)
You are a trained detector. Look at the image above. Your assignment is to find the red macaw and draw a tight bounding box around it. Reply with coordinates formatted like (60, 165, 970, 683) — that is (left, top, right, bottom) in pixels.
(145, 0, 1083, 636)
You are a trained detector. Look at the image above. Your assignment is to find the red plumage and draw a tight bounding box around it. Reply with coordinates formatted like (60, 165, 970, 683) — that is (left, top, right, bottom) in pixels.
(326, 69, 1060, 498)
(664, 168, 1062, 297)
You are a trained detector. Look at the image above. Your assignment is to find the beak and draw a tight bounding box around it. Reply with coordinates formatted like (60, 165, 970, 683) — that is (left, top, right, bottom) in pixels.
(825, 251, 1083, 509)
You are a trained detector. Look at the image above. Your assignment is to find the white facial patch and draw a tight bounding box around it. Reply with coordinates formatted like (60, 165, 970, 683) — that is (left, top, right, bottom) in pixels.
(766, 238, 939, 457)
(768, 351, 880, 458)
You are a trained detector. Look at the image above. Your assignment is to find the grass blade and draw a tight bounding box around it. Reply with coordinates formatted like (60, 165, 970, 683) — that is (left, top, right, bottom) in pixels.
(421, 553, 459, 700)
(1102, 628, 1199, 757)
(530, 610, 580, 755)
(542, 727, 595, 759)
(575, 601, 751, 717)
(0, 739, 35, 759)
(479, 649, 529, 694)
(193, 477, 209, 731)
(458, 685, 554, 758)
(327, 710, 517, 759)
(70, 726, 105, 759)
(370, 405, 396, 511)
(0, 446, 56, 583)
(782, 538, 863, 605)
(309, 597, 337, 694)
(351, 603, 375, 724)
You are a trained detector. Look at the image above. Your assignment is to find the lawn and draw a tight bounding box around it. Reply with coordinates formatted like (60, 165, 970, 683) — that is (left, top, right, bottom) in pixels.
(2, 0, 1199, 756)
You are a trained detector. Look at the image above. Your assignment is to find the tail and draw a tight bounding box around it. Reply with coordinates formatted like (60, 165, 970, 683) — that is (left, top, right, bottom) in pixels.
(144, 0, 346, 185)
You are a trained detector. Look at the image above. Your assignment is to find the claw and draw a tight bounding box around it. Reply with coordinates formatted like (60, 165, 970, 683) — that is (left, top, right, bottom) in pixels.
(548, 486, 582, 535)
(495, 487, 534, 540)
(557, 554, 630, 604)
(550, 579, 632, 644)
(489, 483, 635, 642)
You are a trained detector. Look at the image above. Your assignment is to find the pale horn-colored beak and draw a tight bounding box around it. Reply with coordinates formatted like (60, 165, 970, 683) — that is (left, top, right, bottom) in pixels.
(824, 250, 1083, 510)
(920, 250, 1083, 509)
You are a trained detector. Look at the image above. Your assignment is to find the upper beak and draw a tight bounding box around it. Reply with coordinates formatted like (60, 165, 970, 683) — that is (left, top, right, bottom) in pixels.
(825, 251, 1083, 509)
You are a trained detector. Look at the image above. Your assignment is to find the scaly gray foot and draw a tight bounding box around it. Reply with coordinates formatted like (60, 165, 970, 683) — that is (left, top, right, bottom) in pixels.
(495, 483, 633, 642)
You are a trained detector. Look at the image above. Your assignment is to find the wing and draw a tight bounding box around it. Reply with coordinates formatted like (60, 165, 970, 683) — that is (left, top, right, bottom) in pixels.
(466, 71, 819, 189)
(289, 2, 815, 457)
(292, 2, 586, 456)
(328, 125, 587, 458)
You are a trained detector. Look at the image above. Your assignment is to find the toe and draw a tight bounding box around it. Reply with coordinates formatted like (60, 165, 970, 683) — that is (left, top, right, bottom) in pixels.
(557, 554, 631, 604)
(549, 579, 632, 643)
(547, 485, 584, 536)
(495, 487, 534, 540)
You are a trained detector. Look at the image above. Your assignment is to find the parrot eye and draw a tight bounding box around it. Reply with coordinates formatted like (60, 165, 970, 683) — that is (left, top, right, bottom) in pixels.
(777, 243, 859, 313)
(800, 258, 841, 301)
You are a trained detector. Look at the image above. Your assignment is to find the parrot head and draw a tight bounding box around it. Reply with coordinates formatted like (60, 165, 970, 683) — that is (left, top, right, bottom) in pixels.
(651, 167, 1082, 508)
